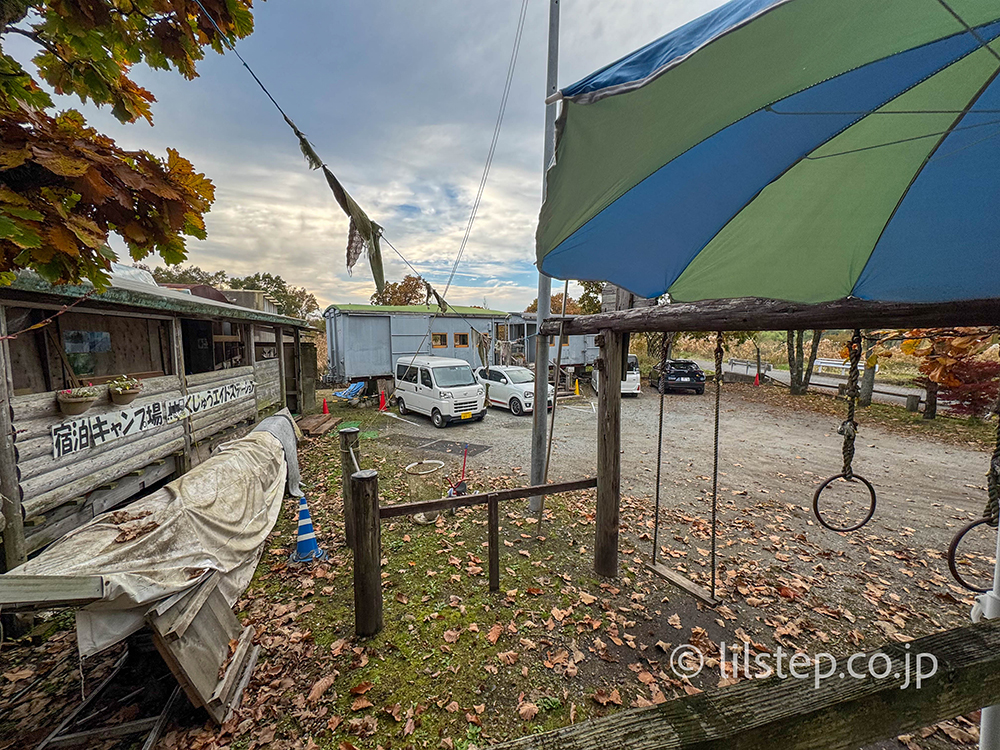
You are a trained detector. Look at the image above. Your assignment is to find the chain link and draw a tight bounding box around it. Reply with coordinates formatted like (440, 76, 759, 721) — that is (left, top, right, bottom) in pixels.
(839, 329, 863, 479)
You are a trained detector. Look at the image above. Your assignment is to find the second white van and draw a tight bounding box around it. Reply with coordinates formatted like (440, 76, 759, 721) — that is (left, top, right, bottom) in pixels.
(395, 355, 487, 428)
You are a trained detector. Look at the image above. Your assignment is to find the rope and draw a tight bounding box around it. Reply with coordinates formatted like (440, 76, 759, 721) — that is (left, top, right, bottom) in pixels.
(710, 331, 723, 600)
(839, 329, 862, 479)
(349, 446, 360, 475)
(652, 335, 668, 565)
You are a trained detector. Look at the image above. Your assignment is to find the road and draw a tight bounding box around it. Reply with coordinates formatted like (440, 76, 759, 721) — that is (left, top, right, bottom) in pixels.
(692, 358, 925, 408)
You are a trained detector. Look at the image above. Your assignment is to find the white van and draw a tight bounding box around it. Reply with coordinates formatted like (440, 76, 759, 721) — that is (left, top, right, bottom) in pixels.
(394, 355, 486, 428)
(592, 353, 642, 396)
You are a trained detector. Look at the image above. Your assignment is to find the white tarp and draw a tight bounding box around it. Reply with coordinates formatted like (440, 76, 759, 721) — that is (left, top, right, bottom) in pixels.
(14, 431, 287, 657)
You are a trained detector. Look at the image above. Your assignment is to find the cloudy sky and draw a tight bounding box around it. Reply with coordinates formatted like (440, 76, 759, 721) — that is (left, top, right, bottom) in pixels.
(24, 1, 725, 311)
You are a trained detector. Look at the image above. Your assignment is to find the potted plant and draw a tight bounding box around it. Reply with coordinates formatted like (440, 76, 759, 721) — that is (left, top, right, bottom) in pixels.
(56, 386, 101, 416)
(108, 374, 143, 406)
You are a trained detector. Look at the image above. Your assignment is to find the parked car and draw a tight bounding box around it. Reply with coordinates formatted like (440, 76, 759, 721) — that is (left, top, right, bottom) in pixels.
(592, 353, 642, 396)
(474, 365, 554, 415)
(649, 359, 706, 394)
(395, 355, 486, 428)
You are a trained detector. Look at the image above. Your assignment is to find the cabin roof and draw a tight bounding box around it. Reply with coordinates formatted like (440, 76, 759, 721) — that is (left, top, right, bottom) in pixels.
(5, 273, 309, 328)
(326, 304, 507, 317)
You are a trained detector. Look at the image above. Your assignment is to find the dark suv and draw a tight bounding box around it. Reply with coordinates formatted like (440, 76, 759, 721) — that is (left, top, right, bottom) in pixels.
(648, 359, 706, 394)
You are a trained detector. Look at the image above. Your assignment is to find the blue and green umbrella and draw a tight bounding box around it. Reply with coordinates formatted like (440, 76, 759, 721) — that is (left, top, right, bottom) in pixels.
(537, 0, 1000, 305)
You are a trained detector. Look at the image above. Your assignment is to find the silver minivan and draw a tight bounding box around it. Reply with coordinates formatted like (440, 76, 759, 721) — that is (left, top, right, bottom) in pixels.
(395, 355, 486, 428)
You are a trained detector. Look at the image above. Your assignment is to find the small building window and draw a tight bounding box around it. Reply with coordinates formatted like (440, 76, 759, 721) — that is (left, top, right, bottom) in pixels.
(432, 333, 448, 348)
(454, 333, 469, 348)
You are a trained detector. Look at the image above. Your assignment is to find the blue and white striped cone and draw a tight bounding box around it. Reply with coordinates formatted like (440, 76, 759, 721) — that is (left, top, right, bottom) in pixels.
(290, 496, 328, 563)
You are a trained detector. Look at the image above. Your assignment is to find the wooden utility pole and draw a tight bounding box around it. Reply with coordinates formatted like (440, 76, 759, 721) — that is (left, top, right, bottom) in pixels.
(351, 469, 382, 636)
(595, 329, 622, 578)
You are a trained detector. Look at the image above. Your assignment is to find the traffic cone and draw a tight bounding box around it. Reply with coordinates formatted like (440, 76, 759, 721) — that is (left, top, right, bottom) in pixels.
(290, 497, 328, 563)
(574, 379, 580, 396)
(322, 398, 329, 414)
(754, 373, 760, 386)
(379, 390, 387, 411)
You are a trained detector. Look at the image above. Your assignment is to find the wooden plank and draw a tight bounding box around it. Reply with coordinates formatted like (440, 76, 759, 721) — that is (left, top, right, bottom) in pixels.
(0, 306, 26, 571)
(595, 330, 621, 578)
(646, 562, 719, 607)
(490, 618, 1000, 750)
(275, 326, 287, 409)
(160, 572, 222, 641)
(378, 477, 598, 519)
(209, 624, 254, 707)
(171, 318, 192, 474)
(186, 365, 254, 388)
(0, 575, 104, 608)
(47, 717, 160, 748)
(538, 296, 1000, 336)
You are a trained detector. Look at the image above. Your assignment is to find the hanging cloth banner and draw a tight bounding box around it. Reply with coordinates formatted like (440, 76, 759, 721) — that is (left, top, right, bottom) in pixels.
(284, 116, 385, 293)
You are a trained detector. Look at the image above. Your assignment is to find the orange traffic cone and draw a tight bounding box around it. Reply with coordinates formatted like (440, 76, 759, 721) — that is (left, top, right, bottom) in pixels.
(379, 390, 387, 411)
(754, 373, 760, 386)
(322, 398, 329, 414)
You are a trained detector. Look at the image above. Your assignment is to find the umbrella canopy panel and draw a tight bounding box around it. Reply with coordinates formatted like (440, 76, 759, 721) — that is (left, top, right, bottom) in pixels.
(537, 0, 1000, 304)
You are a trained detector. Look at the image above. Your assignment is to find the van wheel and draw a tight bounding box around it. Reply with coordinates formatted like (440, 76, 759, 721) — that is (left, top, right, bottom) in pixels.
(695, 387, 704, 395)
(431, 409, 446, 428)
(509, 397, 523, 416)
(398, 399, 408, 415)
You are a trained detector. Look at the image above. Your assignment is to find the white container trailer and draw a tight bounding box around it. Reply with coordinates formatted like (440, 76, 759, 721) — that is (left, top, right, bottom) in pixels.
(324, 304, 507, 383)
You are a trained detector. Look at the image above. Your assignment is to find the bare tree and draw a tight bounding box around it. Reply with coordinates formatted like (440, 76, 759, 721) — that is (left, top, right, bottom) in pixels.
(787, 330, 823, 395)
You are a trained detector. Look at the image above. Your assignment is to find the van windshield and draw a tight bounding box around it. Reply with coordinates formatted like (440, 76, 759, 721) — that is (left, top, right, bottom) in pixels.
(506, 368, 534, 384)
(433, 365, 476, 388)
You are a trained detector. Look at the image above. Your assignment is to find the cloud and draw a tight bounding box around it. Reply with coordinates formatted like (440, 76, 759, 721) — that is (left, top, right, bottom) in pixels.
(32, 0, 726, 311)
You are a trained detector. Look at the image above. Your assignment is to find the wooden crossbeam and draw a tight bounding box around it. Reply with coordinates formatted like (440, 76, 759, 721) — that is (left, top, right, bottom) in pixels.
(489, 618, 1000, 750)
(378, 477, 597, 519)
(0, 575, 104, 610)
(538, 296, 1000, 336)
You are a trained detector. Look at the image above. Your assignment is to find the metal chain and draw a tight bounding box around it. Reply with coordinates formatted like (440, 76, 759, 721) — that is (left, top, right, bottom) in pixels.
(985, 396, 1000, 526)
(652, 335, 669, 565)
(710, 331, 723, 600)
(839, 329, 862, 480)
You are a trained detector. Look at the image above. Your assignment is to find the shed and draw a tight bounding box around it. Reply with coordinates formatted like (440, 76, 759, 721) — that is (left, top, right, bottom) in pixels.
(501, 312, 598, 370)
(324, 304, 507, 382)
(0, 271, 314, 571)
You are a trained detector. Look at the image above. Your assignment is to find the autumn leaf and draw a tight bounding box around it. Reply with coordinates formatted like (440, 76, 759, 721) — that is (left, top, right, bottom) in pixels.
(487, 624, 503, 645)
(518, 702, 539, 721)
(307, 674, 336, 703)
(350, 681, 374, 695)
(351, 697, 374, 711)
(443, 629, 461, 643)
(592, 688, 622, 706)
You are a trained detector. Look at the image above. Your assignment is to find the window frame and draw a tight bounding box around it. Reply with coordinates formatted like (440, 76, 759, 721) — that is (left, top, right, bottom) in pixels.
(431, 332, 448, 348)
(454, 332, 470, 348)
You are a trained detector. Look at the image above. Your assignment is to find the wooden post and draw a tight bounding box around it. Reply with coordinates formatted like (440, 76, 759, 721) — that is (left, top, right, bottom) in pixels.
(339, 427, 360, 549)
(170, 318, 192, 474)
(293, 327, 303, 413)
(275, 326, 287, 409)
(595, 329, 622, 578)
(246, 324, 258, 419)
(488, 496, 499, 592)
(0, 307, 25, 572)
(351, 469, 382, 637)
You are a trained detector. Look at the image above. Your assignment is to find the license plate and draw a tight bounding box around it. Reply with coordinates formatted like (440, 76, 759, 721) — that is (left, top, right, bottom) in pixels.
(461, 411, 472, 419)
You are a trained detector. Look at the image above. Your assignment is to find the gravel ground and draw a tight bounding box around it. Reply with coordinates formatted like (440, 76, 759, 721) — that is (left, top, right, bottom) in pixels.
(377, 383, 989, 562)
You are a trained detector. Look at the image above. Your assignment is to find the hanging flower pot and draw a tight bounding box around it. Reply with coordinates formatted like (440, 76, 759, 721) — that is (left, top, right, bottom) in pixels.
(108, 375, 143, 406)
(57, 387, 101, 416)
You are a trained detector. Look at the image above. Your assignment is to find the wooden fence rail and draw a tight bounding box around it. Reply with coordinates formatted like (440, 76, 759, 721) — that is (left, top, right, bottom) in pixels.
(349, 472, 597, 637)
(488, 618, 1000, 750)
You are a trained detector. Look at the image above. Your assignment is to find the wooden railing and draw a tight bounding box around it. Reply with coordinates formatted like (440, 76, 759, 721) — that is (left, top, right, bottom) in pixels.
(346, 446, 596, 636)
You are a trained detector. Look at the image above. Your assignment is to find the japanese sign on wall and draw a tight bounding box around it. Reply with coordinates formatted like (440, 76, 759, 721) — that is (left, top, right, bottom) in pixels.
(51, 380, 256, 459)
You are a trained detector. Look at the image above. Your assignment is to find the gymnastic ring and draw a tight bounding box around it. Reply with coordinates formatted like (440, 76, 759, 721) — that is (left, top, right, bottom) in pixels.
(812, 473, 877, 532)
(947, 517, 993, 593)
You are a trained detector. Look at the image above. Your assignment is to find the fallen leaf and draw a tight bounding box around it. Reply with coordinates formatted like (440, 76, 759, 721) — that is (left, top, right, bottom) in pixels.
(519, 702, 539, 721)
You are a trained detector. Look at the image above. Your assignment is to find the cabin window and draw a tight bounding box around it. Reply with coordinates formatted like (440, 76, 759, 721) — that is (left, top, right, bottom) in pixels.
(5, 307, 173, 395)
(396, 363, 418, 383)
(420, 368, 433, 388)
(432, 333, 448, 348)
(454, 333, 469, 348)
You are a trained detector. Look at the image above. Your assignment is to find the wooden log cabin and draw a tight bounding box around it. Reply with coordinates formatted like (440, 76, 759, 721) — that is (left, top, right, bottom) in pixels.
(0, 271, 315, 571)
